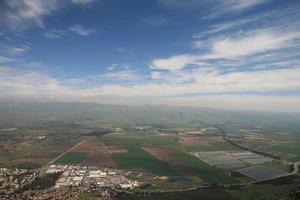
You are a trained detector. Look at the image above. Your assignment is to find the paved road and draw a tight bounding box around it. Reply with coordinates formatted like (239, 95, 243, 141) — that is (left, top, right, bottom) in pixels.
(291, 161, 300, 175)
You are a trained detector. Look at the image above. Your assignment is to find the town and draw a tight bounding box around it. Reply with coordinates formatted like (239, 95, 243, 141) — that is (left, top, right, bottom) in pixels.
(0, 165, 139, 200)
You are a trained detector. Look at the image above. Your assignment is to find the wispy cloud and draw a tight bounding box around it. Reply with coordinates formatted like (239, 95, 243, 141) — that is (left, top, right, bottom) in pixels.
(205, 0, 270, 19)
(193, 18, 254, 39)
(0, 66, 14, 73)
(202, 30, 300, 59)
(150, 55, 200, 71)
(0, 0, 98, 32)
(106, 64, 117, 71)
(0, 56, 13, 63)
(92, 70, 141, 81)
(69, 24, 97, 36)
(5, 45, 31, 55)
(158, 0, 269, 18)
(43, 29, 68, 38)
(116, 48, 126, 53)
(153, 29, 300, 71)
(71, 0, 97, 5)
(0, 0, 60, 31)
(97, 67, 300, 97)
(43, 25, 97, 39)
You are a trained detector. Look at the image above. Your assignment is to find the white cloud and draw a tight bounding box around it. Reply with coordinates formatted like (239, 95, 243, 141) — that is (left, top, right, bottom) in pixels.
(205, 31, 300, 59)
(150, 55, 199, 71)
(43, 26, 97, 39)
(1, 66, 300, 112)
(205, 0, 270, 19)
(106, 64, 117, 71)
(0, 0, 98, 31)
(0, 56, 13, 63)
(193, 18, 254, 39)
(0, 0, 60, 30)
(157, 30, 300, 71)
(69, 25, 97, 36)
(90, 67, 300, 97)
(5, 45, 31, 55)
(92, 70, 141, 81)
(150, 70, 193, 84)
(217, 0, 268, 12)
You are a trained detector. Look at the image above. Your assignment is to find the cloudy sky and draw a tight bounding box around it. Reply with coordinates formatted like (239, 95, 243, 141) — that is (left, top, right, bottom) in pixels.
(0, 0, 300, 112)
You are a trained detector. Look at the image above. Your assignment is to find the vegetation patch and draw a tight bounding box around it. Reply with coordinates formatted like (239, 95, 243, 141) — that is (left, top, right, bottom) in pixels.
(0, 162, 41, 169)
(115, 188, 233, 200)
(111, 143, 181, 176)
(54, 152, 87, 164)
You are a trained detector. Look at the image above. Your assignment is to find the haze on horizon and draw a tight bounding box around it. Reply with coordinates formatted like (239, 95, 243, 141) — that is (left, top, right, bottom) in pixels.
(0, 0, 300, 112)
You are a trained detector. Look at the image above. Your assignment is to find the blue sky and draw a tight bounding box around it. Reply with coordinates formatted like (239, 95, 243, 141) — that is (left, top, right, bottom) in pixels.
(0, 0, 300, 112)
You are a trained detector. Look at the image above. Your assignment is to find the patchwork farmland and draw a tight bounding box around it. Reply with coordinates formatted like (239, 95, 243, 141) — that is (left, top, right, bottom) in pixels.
(49, 127, 292, 186)
(0, 119, 297, 190)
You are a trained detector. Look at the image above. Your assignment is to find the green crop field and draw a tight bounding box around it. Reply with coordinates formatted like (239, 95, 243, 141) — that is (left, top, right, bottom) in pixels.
(111, 143, 181, 176)
(270, 144, 300, 155)
(212, 141, 241, 151)
(54, 152, 87, 164)
(269, 143, 300, 161)
(102, 135, 180, 147)
(173, 152, 238, 184)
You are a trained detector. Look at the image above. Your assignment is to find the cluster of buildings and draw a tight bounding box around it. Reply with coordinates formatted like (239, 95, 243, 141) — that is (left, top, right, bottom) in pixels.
(5, 187, 82, 200)
(0, 168, 38, 195)
(46, 165, 139, 190)
(0, 165, 140, 199)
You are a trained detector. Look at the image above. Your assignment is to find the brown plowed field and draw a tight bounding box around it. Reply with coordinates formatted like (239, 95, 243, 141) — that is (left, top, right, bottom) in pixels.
(105, 144, 128, 154)
(72, 139, 116, 167)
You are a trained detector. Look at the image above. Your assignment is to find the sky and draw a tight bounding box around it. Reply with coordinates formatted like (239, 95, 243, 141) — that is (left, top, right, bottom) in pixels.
(0, 0, 300, 112)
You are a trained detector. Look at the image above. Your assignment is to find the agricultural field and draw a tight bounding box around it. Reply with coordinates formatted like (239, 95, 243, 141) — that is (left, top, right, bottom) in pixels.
(0, 102, 299, 196)
(142, 146, 199, 176)
(54, 152, 87, 165)
(71, 139, 116, 167)
(0, 135, 79, 165)
(268, 143, 300, 161)
(192, 151, 247, 170)
(260, 160, 291, 172)
(179, 136, 240, 152)
(0, 121, 297, 187)
(100, 129, 244, 183)
(238, 166, 287, 181)
(110, 143, 181, 176)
